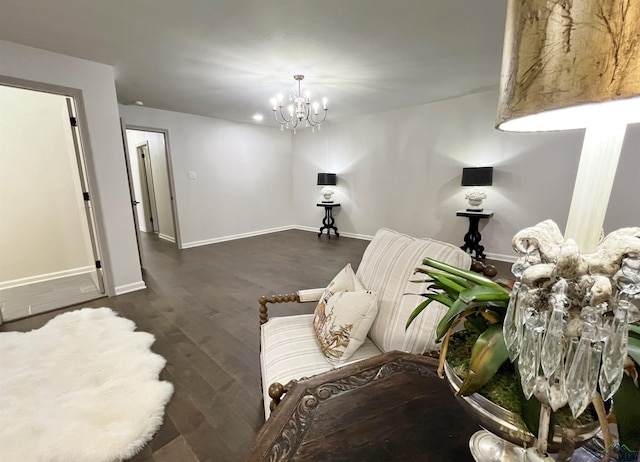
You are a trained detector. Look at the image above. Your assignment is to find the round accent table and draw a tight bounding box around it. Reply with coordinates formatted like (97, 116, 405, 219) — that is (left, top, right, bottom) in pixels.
(317, 203, 340, 238)
(456, 209, 493, 260)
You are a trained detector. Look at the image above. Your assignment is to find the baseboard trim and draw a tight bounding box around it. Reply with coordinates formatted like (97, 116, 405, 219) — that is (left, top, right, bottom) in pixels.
(180, 226, 514, 260)
(114, 281, 146, 295)
(0, 266, 96, 290)
(181, 225, 296, 249)
(159, 233, 175, 243)
(485, 252, 517, 263)
(294, 226, 374, 241)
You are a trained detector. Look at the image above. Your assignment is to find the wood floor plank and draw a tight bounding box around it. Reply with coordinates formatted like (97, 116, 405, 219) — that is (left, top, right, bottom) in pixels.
(0, 230, 371, 460)
(152, 436, 200, 462)
(0, 229, 512, 460)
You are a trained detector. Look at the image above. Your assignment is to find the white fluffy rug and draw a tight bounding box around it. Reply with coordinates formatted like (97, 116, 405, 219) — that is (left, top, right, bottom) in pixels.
(0, 307, 174, 462)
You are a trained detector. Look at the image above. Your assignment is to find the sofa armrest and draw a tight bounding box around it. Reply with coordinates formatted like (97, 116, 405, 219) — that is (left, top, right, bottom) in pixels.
(297, 288, 325, 302)
(259, 288, 325, 325)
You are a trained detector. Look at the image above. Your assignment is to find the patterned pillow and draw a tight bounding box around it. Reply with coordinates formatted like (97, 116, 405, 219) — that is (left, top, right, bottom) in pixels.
(313, 264, 379, 363)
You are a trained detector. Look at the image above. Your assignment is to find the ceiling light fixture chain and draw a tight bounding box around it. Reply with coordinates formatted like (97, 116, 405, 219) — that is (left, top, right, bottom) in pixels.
(271, 74, 328, 134)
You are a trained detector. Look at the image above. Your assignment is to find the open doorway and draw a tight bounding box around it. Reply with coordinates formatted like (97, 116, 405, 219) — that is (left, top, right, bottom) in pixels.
(136, 142, 160, 235)
(122, 126, 180, 268)
(0, 83, 105, 322)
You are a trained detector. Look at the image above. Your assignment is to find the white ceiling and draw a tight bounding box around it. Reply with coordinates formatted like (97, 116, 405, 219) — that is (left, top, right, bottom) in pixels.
(0, 0, 508, 127)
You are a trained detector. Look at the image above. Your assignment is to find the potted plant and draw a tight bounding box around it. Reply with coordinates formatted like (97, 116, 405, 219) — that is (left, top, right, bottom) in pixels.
(406, 256, 640, 454)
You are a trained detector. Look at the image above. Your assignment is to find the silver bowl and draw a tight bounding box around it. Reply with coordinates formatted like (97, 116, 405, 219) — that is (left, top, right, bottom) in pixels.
(444, 361, 600, 452)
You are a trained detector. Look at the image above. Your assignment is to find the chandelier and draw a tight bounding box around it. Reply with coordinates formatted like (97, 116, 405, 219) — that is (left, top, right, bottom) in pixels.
(271, 75, 328, 133)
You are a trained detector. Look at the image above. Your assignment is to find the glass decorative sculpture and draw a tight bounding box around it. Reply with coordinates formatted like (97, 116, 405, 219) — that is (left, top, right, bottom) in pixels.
(504, 220, 640, 461)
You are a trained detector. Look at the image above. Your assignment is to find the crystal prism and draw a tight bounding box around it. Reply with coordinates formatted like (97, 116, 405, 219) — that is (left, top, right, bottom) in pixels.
(599, 300, 629, 400)
(565, 336, 590, 418)
(503, 282, 521, 360)
(566, 322, 601, 419)
(519, 309, 545, 400)
(547, 361, 568, 411)
(541, 280, 567, 377)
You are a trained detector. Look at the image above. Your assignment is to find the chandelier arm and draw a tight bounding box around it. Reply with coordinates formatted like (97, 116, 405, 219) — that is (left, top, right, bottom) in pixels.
(273, 107, 293, 125)
(307, 109, 328, 126)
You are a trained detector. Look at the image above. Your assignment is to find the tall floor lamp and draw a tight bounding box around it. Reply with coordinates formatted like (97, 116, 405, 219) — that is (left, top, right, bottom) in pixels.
(497, 0, 640, 252)
(495, 2, 640, 461)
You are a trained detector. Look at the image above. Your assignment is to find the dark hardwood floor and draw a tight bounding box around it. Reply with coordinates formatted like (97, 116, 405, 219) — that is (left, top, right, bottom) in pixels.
(0, 230, 370, 462)
(1, 230, 512, 461)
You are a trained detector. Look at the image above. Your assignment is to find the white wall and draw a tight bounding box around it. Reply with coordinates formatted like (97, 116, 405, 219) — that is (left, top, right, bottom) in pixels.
(0, 40, 144, 295)
(292, 90, 640, 259)
(119, 105, 293, 247)
(0, 86, 95, 282)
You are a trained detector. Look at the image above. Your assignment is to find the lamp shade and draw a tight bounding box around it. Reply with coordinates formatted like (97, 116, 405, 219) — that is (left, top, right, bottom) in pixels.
(496, 0, 640, 132)
(317, 173, 337, 186)
(461, 167, 493, 187)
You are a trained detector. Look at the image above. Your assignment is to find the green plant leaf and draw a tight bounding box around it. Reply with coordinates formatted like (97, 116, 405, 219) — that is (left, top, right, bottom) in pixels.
(429, 272, 466, 294)
(425, 281, 458, 300)
(464, 312, 489, 334)
(629, 324, 640, 337)
(614, 374, 640, 451)
(458, 324, 509, 395)
(435, 298, 501, 341)
(628, 335, 640, 366)
(414, 268, 473, 289)
(458, 284, 511, 304)
(436, 298, 476, 340)
(405, 298, 434, 330)
(422, 257, 508, 291)
(406, 293, 454, 330)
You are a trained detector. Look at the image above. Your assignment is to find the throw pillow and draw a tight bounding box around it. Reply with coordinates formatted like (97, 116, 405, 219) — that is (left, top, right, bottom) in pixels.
(313, 264, 378, 363)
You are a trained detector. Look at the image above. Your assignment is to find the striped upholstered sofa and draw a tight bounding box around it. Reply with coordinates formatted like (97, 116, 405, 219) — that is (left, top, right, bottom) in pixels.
(258, 228, 472, 419)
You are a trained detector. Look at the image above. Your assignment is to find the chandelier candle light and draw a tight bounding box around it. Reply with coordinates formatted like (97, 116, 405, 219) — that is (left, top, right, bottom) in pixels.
(494, 1, 640, 461)
(271, 75, 328, 133)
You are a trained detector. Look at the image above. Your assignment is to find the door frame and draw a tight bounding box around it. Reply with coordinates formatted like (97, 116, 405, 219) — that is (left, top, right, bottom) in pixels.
(122, 124, 182, 250)
(0, 75, 111, 294)
(119, 118, 144, 268)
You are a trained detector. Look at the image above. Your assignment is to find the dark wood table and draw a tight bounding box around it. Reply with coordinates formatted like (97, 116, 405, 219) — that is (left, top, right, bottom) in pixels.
(456, 209, 494, 261)
(246, 351, 479, 461)
(317, 202, 340, 238)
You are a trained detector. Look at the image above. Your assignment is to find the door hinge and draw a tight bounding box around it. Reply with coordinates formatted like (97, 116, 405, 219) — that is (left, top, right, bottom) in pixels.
(141, 153, 145, 158)
(150, 216, 154, 223)
(95, 260, 102, 269)
(70, 117, 78, 127)
(83, 192, 90, 201)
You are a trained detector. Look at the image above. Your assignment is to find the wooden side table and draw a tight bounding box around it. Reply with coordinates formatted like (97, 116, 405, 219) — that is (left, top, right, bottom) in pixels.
(317, 203, 340, 238)
(246, 351, 478, 461)
(456, 210, 494, 261)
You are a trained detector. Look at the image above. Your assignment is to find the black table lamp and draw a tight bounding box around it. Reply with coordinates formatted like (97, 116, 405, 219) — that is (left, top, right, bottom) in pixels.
(461, 167, 493, 211)
(317, 173, 337, 202)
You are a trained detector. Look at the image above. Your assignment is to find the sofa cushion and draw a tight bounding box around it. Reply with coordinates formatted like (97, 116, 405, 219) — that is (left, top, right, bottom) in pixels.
(313, 289, 378, 363)
(260, 314, 382, 419)
(312, 263, 378, 363)
(356, 228, 471, 354)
